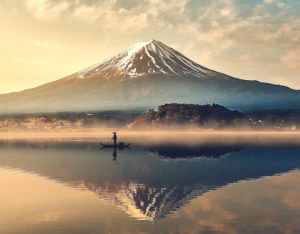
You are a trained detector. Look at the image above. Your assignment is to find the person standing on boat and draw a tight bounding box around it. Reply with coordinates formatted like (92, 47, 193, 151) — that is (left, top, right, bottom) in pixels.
(112, 132, 117, 146)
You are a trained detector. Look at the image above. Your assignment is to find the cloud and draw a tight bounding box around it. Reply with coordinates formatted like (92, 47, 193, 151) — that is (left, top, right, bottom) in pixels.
(23, 0, 299, 48)
(28, 40, 65, 50)
(171, 171, 300, 234)
(72, 0, 150, 32)
(264, 0, 274, 4)
(21, 0, 300, 88)
(71, 0, 189, 32)
(24, 0, 70, 20)
(23, 0, 189, 31)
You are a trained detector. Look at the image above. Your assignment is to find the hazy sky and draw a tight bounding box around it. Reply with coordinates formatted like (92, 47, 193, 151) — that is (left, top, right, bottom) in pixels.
(0, 0, 299, 94)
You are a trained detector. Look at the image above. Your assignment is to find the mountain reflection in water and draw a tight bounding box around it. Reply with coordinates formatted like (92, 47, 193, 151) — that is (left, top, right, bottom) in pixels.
(0, 140, 299, 221)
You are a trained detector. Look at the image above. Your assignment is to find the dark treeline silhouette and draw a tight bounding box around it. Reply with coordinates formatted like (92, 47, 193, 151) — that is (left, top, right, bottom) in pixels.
(130, 103, 249, 129)
(1, 103, 300, 130)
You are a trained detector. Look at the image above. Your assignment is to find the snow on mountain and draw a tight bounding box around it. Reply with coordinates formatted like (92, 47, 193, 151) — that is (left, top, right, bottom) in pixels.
(77, 40, 221, 80)
(80, 181, 214, 221)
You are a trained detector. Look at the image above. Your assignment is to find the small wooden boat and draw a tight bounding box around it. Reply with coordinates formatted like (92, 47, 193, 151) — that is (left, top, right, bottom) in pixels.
(100, 142, 130, 149)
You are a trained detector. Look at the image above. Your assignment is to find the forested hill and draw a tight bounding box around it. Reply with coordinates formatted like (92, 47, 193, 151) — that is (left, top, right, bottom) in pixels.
(129, 103, 249, 129)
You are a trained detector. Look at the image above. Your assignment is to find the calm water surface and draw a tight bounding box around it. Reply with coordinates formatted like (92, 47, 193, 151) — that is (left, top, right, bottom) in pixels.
(0, 136, 300, 234)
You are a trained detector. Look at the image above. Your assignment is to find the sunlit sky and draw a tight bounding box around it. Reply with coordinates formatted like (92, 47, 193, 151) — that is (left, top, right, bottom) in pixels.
(0, 0, 299, 94)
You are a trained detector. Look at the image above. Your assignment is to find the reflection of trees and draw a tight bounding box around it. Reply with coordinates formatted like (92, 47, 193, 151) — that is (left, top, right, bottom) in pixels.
(145, 144, 242, 159)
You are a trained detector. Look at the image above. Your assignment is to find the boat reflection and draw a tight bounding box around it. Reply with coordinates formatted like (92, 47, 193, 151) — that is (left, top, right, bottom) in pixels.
(100, 143, 130, 161)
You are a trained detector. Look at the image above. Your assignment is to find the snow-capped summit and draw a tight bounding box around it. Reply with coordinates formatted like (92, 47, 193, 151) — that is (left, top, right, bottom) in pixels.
(77, 40, 218, 80)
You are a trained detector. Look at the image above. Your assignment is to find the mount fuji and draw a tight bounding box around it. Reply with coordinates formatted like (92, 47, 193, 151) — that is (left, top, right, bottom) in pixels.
(75, 40, 226, 80)
(0, 40, 299, 114)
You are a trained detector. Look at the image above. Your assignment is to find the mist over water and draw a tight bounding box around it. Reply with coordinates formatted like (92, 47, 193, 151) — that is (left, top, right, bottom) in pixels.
(1, 129, 300, 143)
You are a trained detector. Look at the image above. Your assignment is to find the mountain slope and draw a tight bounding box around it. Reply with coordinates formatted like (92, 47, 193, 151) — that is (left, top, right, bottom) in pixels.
(75, 40, 228, 80)
(0, 40, 299, 113)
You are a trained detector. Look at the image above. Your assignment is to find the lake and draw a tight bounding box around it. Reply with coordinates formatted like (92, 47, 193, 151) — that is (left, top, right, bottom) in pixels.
(0, 132, 300, 234)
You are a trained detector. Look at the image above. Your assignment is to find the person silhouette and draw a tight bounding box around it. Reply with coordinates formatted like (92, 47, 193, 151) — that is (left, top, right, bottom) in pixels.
(112, 132, 117, 146)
